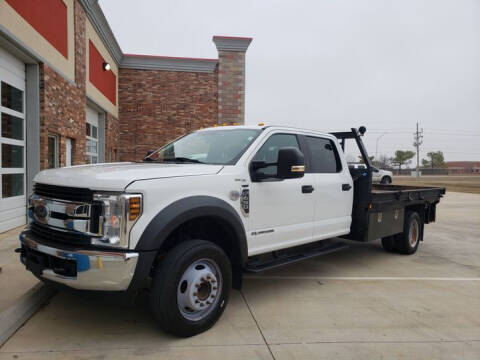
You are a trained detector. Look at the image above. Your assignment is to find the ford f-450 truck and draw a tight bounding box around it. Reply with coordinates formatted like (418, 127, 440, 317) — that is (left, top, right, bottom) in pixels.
(18, 125, 445, 337)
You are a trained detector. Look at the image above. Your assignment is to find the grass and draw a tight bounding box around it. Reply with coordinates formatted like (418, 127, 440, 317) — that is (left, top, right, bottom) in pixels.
(393, 175, 480, 194)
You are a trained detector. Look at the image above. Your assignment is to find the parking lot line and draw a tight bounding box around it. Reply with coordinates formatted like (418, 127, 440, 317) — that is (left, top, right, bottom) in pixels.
(245, 276, 480, 281)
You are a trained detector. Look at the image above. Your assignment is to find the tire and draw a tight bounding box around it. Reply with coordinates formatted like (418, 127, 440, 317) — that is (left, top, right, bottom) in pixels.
(394, 211, 422, 255)
(149, 240, 232, 337)
(381, 176, 392, 184)
(381, 236, 397, 252)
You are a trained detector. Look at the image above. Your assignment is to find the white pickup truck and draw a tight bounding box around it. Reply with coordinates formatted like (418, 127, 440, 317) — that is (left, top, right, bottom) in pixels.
(18, 125, 444, 337)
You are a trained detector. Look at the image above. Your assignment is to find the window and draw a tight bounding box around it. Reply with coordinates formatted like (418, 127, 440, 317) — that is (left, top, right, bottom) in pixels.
(153, 129, 260, 165)
(1, 81, 23, 113)
(252, 133, 300, 177)
(306, 136, 342, 173)
(86, 122, 98, 164)
(47, 134, 59, 169)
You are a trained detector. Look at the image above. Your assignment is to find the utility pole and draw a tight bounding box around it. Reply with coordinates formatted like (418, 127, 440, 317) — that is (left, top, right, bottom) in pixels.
(375, 133, 387, 160)
(413, 123, 423, 178)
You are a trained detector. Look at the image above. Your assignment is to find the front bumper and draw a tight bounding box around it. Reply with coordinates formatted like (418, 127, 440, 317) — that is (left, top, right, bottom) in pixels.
(19, 230, 139, 291)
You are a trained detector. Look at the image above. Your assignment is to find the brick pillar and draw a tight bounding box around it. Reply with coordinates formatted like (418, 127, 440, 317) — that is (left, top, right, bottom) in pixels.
(212, 36, 252, 125)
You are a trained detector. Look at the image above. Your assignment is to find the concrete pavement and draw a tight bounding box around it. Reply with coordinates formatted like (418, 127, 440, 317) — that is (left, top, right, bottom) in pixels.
(0, 227, 38, 313)
(0, 192, 479, 359)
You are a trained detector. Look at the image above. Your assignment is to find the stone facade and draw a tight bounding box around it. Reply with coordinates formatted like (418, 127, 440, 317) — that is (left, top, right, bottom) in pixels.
(118, 68, 218, 162)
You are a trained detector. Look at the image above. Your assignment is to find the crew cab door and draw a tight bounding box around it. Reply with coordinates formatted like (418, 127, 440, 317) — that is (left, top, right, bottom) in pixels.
(303, 135, 353, 239)
(247, 132, 315, 255)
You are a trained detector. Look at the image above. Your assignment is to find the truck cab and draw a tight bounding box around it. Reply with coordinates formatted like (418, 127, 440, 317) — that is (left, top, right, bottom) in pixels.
(18, 125, 444, 337)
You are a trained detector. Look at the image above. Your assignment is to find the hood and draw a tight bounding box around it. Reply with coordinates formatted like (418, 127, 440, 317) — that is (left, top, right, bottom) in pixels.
(34, 162, 223, 191)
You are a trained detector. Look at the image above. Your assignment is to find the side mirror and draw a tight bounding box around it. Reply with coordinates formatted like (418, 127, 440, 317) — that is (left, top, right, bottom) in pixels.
(144, 150, 155, 162)
(277, 147, 305, 179)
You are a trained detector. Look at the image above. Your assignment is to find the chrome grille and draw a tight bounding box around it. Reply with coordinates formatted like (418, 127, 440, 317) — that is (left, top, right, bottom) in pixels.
(29, 188, 103, 245)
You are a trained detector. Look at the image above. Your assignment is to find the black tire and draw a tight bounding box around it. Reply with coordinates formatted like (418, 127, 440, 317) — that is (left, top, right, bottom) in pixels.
(381, 236, 398, 252)
(149, 240, 231, 337)
(381, 176, 392, 184)
(394, 211, 422, 255)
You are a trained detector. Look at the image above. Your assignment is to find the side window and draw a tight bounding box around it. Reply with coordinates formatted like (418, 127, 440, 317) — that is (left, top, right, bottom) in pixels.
(253, 133, 300, 177)
(306, 136, 342, 173)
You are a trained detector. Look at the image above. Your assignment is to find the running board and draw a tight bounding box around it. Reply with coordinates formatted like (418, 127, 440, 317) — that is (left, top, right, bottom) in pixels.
(245, 241, 349, 273)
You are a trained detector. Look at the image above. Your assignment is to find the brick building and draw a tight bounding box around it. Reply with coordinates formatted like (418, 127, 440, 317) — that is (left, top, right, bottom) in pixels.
(445, 161, 480, 175)
(0, 0, 252, 232)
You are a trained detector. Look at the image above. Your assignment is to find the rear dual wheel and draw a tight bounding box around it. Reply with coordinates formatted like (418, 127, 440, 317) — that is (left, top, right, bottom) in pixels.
(381, 211, 421, 255)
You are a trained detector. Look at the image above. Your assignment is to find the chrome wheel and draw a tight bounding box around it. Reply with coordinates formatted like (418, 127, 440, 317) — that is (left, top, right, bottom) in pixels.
(409, 218, 419, 247)
(177, 259, 222, 321)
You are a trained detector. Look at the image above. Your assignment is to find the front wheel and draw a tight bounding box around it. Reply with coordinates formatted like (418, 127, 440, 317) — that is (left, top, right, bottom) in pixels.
(149, 240, 232, 337)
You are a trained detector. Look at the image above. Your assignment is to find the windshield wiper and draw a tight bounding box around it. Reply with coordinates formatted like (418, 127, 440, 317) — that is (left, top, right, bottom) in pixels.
(159, 157, 205, 164)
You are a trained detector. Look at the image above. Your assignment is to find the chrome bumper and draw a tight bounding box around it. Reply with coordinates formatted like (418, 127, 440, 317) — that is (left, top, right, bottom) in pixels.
(19, 231, 139, 291)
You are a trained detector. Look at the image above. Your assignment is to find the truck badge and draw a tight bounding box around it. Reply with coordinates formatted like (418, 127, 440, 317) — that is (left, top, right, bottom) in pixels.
(240, 189, 249, 216)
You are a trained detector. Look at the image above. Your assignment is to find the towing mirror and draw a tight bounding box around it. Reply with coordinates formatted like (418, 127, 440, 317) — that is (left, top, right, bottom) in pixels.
(277, 147, 305, 179)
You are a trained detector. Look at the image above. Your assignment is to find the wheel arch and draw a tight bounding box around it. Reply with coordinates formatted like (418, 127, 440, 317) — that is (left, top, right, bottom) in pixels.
(132, 196, 248, 290)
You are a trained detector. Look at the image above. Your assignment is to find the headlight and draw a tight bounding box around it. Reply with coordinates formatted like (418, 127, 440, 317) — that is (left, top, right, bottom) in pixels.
(92, 193, 143, 248)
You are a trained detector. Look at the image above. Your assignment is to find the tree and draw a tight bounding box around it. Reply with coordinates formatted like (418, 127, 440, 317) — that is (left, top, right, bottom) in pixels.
(358, 155, 374, 164)
(374, 154, 391, 169)
(390, 150, 415, 174)
(422, 151, 445, 169)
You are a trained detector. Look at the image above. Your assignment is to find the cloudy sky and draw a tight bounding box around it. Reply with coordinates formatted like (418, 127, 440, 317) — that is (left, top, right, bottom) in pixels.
(100, 0, 480, 162)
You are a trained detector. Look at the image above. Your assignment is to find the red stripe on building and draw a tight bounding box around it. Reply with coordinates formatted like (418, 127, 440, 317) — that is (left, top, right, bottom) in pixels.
(89, 40, 116, 105)
(6, 0, 68, 59)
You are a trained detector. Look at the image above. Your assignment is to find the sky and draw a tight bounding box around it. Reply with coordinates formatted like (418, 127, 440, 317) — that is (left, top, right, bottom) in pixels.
(100, 0, 480, 163)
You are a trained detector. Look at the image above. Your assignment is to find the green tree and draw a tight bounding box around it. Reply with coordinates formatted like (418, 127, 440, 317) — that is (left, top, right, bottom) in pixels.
(422, 151, 445, 169)
(358, 155, 374, 164)
(390, 150, 415, 174)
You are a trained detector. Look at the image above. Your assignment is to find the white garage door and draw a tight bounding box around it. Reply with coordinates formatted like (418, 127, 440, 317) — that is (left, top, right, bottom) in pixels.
(0, 46, 26, 233)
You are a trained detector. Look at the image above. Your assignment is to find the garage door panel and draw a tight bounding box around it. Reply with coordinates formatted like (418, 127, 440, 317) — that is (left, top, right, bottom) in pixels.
(0, 215, 26, 233)
(0, 45, 26, 233)
(0, 206, 26, 221)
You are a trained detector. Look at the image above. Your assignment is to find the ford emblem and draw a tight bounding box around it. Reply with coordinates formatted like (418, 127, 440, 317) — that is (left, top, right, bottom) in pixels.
(34, 204, 50, 224)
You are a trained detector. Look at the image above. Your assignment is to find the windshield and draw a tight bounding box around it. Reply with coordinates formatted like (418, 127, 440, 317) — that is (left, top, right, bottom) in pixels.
(148, 129, 261, 165)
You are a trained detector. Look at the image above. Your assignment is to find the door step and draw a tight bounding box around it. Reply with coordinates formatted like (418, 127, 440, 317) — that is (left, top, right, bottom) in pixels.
(245, 240, 349, 273)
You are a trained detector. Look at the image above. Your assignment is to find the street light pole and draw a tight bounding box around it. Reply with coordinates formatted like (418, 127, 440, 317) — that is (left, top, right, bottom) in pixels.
(375, 133, 387, 160)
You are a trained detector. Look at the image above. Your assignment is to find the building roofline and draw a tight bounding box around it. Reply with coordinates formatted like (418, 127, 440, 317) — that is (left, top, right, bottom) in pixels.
(78, 0, 123, 65)
(212, 35, 253, 52)
(213, 35, 253, 41)
(120, 54, 218, 73)
(124, 53, 218, 62)
(79, 2, 250, 72)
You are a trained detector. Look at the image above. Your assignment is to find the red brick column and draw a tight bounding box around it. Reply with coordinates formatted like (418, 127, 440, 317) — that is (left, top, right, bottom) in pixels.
(212, 36, 252, 125)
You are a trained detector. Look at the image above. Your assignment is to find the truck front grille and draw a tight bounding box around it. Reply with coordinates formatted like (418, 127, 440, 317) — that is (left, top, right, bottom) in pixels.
(30, 223, 93, 246)
(33, 183, 94, 202)
(30, 184, 102, 246)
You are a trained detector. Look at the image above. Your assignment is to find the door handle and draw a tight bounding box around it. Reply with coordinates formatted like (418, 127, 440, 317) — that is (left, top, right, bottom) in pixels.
(342, 183, 352, 191)
(302, 185, 314, 193)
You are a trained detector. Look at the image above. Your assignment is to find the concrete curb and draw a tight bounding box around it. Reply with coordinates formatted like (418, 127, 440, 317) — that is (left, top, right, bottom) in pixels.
(0, 283, 56, 346)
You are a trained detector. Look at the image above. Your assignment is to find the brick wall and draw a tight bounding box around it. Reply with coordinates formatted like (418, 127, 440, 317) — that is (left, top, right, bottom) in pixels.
(118, 68, 218, 162)
(38, 0, 86, 169)
(217, 51, 245, 125)
(105, 112, 120, 161)
(213, 36, 252, 125)
(38, 0, 120, 169)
